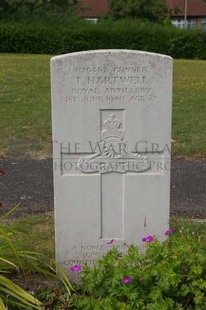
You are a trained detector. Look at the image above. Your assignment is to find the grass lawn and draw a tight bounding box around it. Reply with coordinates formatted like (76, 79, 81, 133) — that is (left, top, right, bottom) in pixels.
(0, 54, 206, 158)
(0, 54, 51, 158)
(7, 212, 55, 258)
(173, 60, 206, 156)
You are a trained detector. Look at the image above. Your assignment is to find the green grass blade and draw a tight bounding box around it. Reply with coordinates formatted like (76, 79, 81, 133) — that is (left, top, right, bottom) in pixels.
(0, 287, 40, 309)
(55, 264, 74, 295)
(0, 230, 23, 270)
(0, 297, 7, 310)
(0, 257, 18, 269)
(0, 275, 42, 309)
(1, 203, 22, 220)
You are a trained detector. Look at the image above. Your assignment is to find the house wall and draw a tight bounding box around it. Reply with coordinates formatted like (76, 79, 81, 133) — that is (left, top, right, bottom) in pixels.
(197, 17, 206, 30)
(197, 18, 202, 29)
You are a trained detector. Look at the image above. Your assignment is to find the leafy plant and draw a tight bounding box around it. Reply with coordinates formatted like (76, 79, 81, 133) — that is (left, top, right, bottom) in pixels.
(77, 223, 206, 309)
(0, 0, 79, 15)
(0, 203, 43, 309)
(0, 199, 73, 309)
(0, 17, 205, 59)
(0, 215, 74, 309)
(107, 0, 168, 23)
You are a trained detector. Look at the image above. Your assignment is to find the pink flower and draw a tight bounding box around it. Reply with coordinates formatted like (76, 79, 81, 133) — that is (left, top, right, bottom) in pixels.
(121, 277, 132, 284)
(70, 265, 81, 272)
(142, 235, 153, 243)
(165, 228, 174, 235)
(106, 239, 115, 244)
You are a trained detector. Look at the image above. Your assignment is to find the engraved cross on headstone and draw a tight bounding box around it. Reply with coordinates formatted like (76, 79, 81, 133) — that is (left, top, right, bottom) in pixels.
(61, 110, 150, 240)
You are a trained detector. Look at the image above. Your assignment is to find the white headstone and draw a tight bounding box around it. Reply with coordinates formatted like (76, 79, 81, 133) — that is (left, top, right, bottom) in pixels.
(51, 50, 173, 274)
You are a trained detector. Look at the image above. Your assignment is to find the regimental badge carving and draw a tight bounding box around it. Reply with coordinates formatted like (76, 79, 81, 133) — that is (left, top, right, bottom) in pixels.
(77, 114, 150, 174)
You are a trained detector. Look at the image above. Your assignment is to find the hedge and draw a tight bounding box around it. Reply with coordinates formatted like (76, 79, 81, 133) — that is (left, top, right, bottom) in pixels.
(0, 19, 206, 58)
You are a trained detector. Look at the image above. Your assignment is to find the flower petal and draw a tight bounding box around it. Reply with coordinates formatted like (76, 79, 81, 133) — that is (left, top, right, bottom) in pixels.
(142, 235, 153, 242)
(121, 277, 132, 284)
(165, 228, 174, 235)
(106, 239, 115, 244)
(70, 264, 81, 272)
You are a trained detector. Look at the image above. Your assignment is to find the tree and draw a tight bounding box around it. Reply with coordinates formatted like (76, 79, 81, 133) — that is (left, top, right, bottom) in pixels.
(107, 0, 169, 23)
(0, 0, 79, 14)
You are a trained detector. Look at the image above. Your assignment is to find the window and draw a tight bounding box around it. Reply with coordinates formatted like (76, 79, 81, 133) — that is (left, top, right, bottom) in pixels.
(171, 18, 196, 29)
(171, 19, 185, 29)
(85, 18, 98, 24)
(201, 18, 206, 31)
(187, 19, 196, 29)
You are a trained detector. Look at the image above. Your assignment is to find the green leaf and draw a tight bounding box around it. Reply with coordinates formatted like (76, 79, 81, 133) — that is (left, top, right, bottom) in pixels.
(1, 202, 22, 220)
(0, 275, 42, 309)
(0, 297, 7, 310)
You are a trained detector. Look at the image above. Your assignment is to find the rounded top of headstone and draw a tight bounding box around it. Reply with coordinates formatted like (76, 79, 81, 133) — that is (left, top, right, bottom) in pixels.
(51, 49, 173, 62)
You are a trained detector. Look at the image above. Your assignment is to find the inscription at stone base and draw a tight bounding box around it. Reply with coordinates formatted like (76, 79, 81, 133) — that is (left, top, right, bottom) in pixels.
(64, 243, 129, 267)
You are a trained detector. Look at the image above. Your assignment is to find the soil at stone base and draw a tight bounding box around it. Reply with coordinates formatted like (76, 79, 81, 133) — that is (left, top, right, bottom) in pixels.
(9, 273, 58, 294)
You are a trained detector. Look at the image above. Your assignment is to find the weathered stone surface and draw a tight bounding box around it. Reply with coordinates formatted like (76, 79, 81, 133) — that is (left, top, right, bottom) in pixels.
(51, 50, 173, 273)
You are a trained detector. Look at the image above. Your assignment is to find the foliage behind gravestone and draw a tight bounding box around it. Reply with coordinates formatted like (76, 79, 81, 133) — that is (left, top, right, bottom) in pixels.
(107, 0, 168, 23)
(0, 18, 206, 59)
(0, 0, 79, 15)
